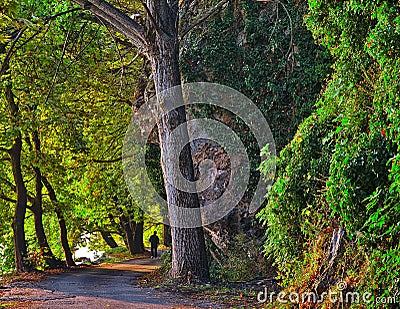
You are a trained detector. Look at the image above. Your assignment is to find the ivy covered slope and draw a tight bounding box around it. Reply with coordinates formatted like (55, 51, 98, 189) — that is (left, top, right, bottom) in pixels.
(181, 0, 331, 151)
(258, 0, 399, 306)
(180, 0, 331, 240)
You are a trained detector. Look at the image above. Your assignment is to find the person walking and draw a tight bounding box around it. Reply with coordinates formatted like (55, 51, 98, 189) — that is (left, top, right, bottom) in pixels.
(149, 231, 160, 258)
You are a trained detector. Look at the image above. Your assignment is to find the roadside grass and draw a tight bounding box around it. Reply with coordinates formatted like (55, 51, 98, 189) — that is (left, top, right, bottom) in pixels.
(140, 266, 276, 308)
(101, 247, 151, 264)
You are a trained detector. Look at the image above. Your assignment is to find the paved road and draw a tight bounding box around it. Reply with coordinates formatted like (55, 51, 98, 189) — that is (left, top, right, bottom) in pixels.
(0, 259, 219, 309)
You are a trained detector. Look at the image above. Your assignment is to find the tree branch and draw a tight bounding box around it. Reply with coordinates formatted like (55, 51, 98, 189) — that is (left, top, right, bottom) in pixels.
(92, 157, 122, 163)
(41, 176, 58, 203)
(140, 1, 163, 38)
(43, 29, 71, 107)
(0, 29, 25, 76)
(71, 0, 148, 52)
(44, 7, 82, 20)
(0, 7, 87, 77)
(0, 177, 35, 204)
(179, 0, 230, 39)
(0, 194, 16, 203)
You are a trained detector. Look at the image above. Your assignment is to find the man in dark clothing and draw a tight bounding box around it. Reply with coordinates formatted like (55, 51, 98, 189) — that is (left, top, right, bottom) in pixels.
(149, 231, 160, 258)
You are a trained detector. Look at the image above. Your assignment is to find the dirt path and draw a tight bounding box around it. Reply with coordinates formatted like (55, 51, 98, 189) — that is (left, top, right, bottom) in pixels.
(0, 258, 221, 308)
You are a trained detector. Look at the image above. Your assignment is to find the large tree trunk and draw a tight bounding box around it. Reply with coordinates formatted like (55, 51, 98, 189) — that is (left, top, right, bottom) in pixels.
(163, 224, 172, 247)
(120, 213, 135, 255)
(31, 181, 61, 268)
(9, 138, 30, 272)
(148, 2, 209, 280)
(132, 220, 144, 253)
(100, 231, 119, 249)
(42, 176, 76, 267)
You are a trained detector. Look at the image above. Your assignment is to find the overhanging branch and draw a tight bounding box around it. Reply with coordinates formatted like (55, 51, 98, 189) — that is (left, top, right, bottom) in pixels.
(71, 0, 149, 51)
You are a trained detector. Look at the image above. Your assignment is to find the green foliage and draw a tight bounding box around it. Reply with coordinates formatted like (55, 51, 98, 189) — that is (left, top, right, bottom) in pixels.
(0, 0, 150, 270)
(181, 0, 331, 151)
(181, 0, 331, 210)
(160, 249, 172, 275)
(0, 240, 14, 275)
(102, 246, 130, 263)
(258, 0, 400, 306)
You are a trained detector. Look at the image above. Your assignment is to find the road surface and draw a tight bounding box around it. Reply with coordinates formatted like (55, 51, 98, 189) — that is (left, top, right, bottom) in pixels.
(0, 258, 221, 308)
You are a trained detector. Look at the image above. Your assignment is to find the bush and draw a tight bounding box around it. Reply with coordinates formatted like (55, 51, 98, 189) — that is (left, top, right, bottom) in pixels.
(210, 234, 271, 282)
(160, 249, 172, 275)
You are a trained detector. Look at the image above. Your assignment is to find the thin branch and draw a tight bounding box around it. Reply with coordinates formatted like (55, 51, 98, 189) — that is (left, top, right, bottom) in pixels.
(92, 157, 122, 163)
(41, 176, 56, 201)
(15, 8, 83, 52)
(82, 227, 122, 235)
(59, 24, 101, 74)
(124, 51, 140, 68)
(0, 7, 84, 75)
(179, 0, 230, 39)
(0, 177, 16, 191)
(44, 7, 82, 20)
(0, 28, 25, 76)
(97, 17, 126, 92)
(14, 28, 42, 51)
(43, 29, 71, 107)
(0, 194, 16, 203)
(256, 0, 293, 59)
(0, 177, 35, 204)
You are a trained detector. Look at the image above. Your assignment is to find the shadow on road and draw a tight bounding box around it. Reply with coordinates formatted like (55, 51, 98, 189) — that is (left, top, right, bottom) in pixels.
(0, 258, 219, 309)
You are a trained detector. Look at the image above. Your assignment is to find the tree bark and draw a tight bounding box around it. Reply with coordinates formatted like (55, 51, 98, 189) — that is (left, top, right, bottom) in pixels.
(163, 224, 172, 247)
(148, 1, 209, 280)
(100, 231, 118, 248)
(55, 210, 76, 267)
(132, 220, 144, 253)
(120, 213, 135, 255)
(42, 176, 76, 267)
(9, 138, 30, 272)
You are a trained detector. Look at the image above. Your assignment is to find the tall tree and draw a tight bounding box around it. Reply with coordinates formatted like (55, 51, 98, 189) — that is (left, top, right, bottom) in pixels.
(70, 0, 228, 280)
(0, 39, 31, 272)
